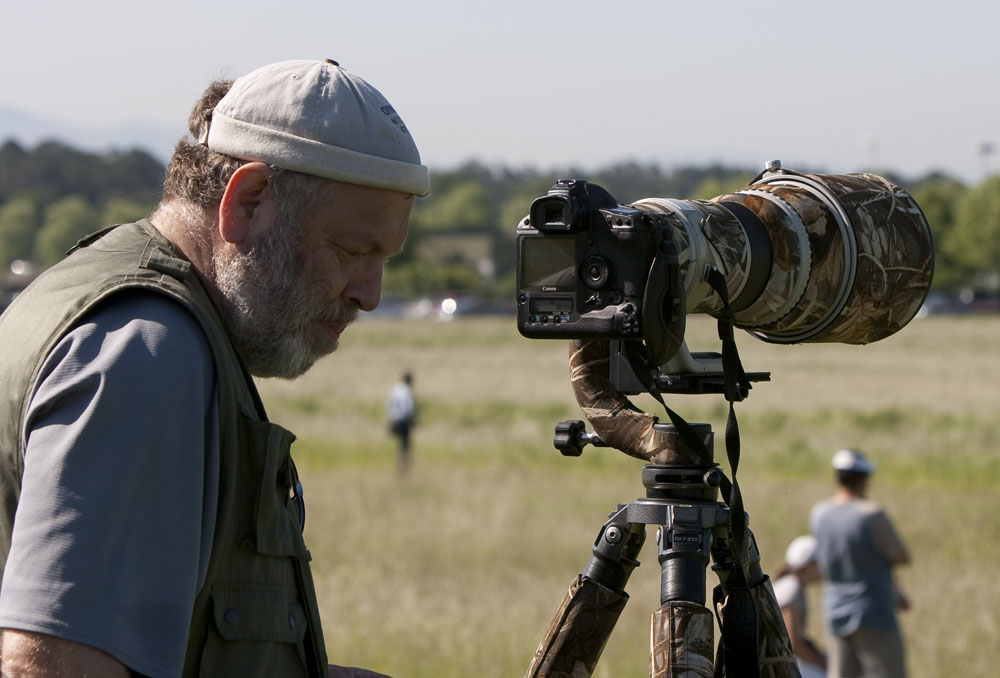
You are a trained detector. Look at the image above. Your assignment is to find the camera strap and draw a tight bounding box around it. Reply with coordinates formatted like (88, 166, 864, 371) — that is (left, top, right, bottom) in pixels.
(705, 267, 760, 678)
(629, 266, 759, 678)
(703, 267, 752, 575)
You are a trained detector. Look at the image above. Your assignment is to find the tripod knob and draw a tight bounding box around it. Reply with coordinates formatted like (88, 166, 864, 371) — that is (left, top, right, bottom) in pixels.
(554, 420, 587, 456)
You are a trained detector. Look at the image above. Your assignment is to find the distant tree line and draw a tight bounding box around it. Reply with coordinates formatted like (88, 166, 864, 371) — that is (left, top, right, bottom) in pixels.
(0, 138, 996, 301)
(0, 140, 164, 270)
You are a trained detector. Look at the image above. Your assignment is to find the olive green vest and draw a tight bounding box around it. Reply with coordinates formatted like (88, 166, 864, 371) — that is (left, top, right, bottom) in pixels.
(0, 220, 328, 676)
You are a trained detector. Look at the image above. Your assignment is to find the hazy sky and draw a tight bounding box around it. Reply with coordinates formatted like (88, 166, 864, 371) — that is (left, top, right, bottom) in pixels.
(1, 0, 996, 183)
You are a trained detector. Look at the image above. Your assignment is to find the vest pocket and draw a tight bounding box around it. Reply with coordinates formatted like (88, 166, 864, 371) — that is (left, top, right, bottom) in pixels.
(240, 417, 310, 558)
(200, 584, 309, 676)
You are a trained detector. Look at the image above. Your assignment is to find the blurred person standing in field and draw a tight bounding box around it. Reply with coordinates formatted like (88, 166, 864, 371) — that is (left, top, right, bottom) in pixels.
(387, 371, 416, 474)
(0, 59, 428, 678)
(809, 449, 912, 678)
(773, 535, 827, 678)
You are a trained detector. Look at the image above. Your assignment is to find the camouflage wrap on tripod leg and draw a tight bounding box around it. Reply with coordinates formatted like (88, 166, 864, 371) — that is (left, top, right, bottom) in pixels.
(650, 602, 715, 678)
(568, 339, 703, 465)
(525, 575, 629, 678)
(752, 576, 801, 678)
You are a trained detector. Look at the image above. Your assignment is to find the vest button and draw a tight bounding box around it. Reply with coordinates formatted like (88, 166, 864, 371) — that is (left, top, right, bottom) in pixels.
(288, 614, 297, 629)
(224, 608, 240, 625)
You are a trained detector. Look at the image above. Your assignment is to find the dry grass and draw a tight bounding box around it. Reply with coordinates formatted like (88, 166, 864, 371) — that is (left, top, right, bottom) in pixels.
(257, 314, 1000, 678)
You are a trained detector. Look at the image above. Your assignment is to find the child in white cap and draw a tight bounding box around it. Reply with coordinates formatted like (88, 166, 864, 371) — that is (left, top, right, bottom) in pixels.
(773, 535, 827, 678)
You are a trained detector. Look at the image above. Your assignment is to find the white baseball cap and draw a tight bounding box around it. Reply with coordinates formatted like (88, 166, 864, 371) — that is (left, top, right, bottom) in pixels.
(784, 535, 817, 570)
(831, 448, 876, 474)
(203, 59, 430, 196)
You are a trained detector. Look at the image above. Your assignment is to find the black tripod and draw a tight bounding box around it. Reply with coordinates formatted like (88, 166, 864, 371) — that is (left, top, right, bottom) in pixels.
(524, 420, 800, 678)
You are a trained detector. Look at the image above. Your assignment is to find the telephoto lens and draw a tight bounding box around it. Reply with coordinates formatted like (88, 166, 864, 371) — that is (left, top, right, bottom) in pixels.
(633, 163, 933, 346)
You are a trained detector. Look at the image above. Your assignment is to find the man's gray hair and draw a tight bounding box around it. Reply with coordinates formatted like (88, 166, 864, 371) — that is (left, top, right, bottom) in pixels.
(158, 78, 334, 225)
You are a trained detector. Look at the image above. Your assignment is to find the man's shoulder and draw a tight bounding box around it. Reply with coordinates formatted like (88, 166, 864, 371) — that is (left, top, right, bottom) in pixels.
(852, 498, 885, 518)
(77, 292, 210, 362)
(810, 497, 835, 512)
(812, 496, 877, 515)
(809, 497, 837, 521)
(82, 290, 205, 336)
(32, 291, 214, 406)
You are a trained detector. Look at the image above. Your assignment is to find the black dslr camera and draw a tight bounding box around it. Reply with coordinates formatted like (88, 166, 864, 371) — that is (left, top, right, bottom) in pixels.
(515, 179, 686, 365)
(517, 167, 936, 382)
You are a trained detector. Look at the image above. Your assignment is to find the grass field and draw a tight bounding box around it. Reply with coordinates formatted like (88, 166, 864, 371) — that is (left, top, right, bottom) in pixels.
(257, 313, 1000, 678)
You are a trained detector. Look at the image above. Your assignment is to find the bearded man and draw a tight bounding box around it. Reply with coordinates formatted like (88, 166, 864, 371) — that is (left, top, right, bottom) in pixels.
(0, 59, 428, 678)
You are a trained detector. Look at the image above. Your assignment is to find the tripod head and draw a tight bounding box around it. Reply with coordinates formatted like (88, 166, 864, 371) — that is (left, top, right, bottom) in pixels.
(564, 336, 756, 465)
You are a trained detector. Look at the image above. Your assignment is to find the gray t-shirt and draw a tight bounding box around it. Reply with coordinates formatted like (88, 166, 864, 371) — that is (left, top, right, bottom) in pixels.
(0, 292, 219, 678)
(809, 497, 908, 636)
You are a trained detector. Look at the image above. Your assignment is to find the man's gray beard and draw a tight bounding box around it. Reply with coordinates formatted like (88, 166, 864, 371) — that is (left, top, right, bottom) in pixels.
(213, 218, 357, 379)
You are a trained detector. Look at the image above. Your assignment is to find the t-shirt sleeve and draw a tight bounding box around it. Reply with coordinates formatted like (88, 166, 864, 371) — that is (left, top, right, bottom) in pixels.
(0, 292, 219, 678)
(867, 508, 910, 566)
(771, 574, 802, 611)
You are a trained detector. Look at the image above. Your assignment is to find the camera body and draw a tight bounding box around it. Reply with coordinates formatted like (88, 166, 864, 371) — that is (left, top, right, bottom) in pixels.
(516, 179, 685, 364)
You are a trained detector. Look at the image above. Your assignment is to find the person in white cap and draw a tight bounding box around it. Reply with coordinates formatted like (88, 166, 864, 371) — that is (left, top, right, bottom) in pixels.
(772, 535, 826, 678)
(809, 449, 912, 678)
(0, 59, 428, 678)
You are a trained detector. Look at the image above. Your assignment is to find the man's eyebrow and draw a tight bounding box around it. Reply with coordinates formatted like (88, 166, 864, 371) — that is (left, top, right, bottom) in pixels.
(353, 235, 406, 260)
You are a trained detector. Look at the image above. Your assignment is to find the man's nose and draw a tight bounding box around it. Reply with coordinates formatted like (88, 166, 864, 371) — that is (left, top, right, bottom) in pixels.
(344, 259, 383, 312)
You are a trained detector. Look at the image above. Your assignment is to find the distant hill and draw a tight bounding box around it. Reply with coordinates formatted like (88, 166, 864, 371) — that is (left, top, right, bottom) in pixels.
(0, 105, 180, 164)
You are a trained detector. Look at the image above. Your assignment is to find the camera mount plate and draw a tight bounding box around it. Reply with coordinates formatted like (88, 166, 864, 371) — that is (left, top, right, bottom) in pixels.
(608, 340, 770, 395)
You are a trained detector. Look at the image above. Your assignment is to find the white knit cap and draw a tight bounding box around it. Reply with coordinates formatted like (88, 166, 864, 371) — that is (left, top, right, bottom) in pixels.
(784, 535, 817, 570)
(204, 59, 430, 196)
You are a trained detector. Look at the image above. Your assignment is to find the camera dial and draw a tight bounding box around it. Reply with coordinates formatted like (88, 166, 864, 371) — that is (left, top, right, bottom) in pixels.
(581, 255, 612, 290)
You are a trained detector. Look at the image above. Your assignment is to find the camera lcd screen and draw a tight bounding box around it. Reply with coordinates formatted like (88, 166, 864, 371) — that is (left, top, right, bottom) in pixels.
(521, 237, 576, 290)
(529, 296, 573, 315)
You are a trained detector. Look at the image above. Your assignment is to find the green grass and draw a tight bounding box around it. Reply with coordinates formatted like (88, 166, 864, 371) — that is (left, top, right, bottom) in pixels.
(257, 314, 1000, 678)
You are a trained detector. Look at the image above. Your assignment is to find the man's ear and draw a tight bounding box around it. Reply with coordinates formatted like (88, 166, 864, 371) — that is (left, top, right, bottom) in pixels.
(218, 162, 276, 244)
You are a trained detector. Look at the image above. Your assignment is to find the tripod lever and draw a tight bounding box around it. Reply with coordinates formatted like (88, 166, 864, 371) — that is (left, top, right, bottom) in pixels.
(583, 507, 645, 593)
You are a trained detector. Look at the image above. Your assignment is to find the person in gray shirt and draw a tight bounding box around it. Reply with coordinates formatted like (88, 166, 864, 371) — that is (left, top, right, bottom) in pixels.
(0, 59, 430, 678)
(809, 448, 911, 678)
(0, 294, 220, 677)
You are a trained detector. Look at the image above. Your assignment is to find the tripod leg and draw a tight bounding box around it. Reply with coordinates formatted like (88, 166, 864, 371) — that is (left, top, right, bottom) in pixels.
(525, 574, 629, 678)
(649, 506, 719, 678)
(650, 602, 715, 678)
(525, 509, 645, 678)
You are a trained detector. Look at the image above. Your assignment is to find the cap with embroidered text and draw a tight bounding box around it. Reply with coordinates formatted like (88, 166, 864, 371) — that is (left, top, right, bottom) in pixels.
(203, 59, 430, 196)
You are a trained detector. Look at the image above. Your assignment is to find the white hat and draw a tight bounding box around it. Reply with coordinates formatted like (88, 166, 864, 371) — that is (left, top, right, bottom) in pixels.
(204, 59, 430, 196)
(831, 448, 876, 474)
(784, 535, 817, 570)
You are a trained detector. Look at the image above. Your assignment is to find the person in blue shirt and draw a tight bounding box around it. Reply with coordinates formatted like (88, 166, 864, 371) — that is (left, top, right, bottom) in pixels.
(809, 448, 911, 678)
